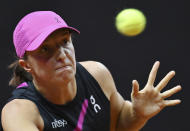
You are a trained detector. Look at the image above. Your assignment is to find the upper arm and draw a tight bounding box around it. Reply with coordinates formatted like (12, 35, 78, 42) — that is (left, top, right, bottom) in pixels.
(79, 61, 117, 100)
(1, 99, 43, 131)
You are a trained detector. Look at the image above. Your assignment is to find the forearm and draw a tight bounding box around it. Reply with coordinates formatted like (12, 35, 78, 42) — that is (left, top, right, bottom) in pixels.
(116, 101, 148, 131)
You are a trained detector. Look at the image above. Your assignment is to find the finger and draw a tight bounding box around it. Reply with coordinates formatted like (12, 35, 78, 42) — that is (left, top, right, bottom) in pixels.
(161, 85, 182, 99)
(131, 80, 139, 97)
(164, 99, 181, 106)
(156, 71, 175, 91)
(147, 61, 160, 86)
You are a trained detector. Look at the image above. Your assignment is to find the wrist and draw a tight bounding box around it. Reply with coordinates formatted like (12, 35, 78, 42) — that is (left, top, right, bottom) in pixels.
(124, 101, 149, 130)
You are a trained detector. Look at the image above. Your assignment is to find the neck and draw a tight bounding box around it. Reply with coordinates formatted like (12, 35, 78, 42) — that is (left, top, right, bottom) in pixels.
(33, 78, 77, 105)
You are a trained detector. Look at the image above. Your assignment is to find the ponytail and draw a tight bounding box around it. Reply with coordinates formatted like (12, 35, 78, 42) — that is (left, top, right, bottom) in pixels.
(8, 56, 32, 87)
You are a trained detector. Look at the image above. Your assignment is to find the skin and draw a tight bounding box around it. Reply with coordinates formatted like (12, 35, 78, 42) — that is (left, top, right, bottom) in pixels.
(22, 29, 77, 105)
(1, 29, 182, 131)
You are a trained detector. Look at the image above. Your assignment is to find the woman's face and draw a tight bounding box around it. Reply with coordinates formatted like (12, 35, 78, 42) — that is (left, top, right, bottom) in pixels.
(25, 29, 76, 86)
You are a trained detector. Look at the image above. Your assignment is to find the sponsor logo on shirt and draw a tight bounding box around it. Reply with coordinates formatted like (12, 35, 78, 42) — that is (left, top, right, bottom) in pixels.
(51, 119, 67, 128)
(90, 95, 101, 113)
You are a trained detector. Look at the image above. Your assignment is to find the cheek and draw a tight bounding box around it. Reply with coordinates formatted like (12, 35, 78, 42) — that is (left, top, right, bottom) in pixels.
(63, 47, 76, 76)
(70, 48, 76, 72)
(31, 60, 53, 78)
(67, 46, 76, 64)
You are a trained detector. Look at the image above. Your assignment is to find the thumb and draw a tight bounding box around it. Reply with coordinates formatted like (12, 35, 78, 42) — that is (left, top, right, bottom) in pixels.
(131, 80, 139, 97)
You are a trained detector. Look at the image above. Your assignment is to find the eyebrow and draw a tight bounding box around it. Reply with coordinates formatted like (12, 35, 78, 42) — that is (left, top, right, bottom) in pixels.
(61, 29, 71, 35)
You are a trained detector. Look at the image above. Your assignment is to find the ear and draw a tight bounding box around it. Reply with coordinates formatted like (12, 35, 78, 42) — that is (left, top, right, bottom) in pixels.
(19, 59, 32, 73)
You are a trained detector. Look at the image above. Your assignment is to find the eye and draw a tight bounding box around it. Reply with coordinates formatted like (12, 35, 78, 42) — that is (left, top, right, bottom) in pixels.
(61, 39, 69, 46)
(40, 46, 49, 53)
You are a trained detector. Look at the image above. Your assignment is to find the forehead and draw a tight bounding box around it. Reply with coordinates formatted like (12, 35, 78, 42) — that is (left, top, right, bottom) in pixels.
(44, 29, 71, 42)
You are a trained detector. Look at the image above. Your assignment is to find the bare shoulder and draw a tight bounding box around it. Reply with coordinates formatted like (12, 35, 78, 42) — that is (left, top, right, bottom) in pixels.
(1, 99, 43, 130)
(79, 61, 117, 100)
(79, 61, 108, 74)
(2, 99, 39, 117)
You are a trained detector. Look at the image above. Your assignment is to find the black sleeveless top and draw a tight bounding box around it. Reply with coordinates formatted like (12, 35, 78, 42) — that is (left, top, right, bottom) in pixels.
(3, 63, 110, 131)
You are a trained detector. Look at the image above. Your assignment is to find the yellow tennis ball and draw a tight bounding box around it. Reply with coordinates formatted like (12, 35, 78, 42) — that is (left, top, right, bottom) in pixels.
(115, 8, 146, 36)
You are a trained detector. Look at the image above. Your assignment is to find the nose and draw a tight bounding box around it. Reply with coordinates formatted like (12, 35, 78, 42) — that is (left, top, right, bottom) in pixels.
(56, 46, 66, 61)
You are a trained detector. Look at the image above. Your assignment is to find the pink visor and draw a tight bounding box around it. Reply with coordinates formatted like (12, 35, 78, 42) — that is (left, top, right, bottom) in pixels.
(13, 11, 80, 58)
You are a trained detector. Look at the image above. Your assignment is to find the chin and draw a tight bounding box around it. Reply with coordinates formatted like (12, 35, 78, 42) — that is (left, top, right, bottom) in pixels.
(54, 66, 76, 83)
(56, 71, 75, 84)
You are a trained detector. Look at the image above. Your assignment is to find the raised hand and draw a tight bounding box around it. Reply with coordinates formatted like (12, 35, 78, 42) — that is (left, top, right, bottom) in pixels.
(131, 61, 182, 119)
